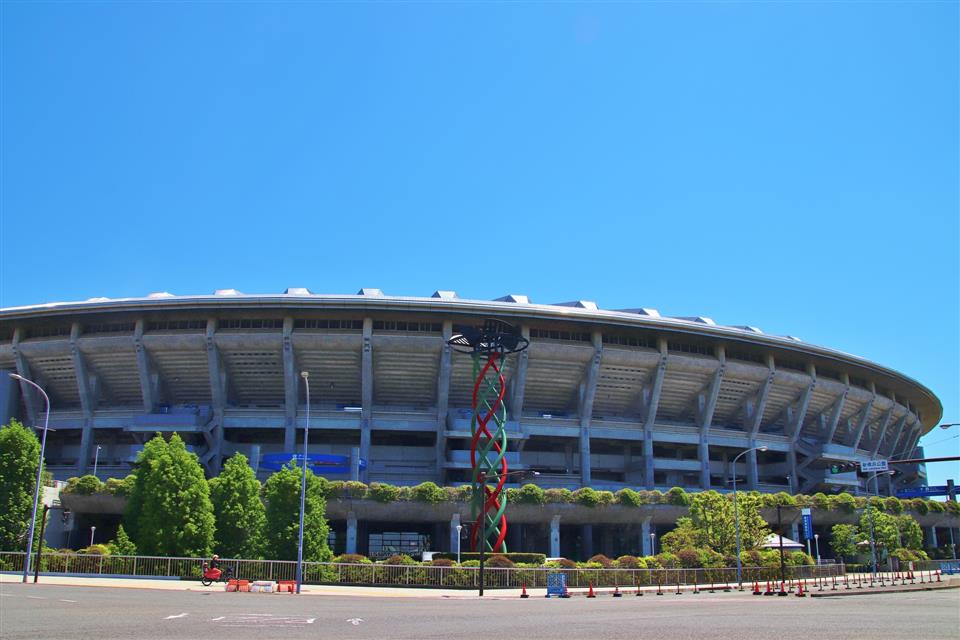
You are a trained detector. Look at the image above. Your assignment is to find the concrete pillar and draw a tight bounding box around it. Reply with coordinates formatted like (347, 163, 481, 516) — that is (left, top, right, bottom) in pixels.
(787, 449, 797, 493)
(928, 526, 939, 549)
(581, 524, 594, 559)
(0, 370, 19, 427)
(644, 437, 655, 489)
(249, 444, 261, 474)
(747, 444, 759, 490)
(450, 513, 462, 557)
(641, 517, 652, 556)
(550, 516, 561, 558)
(346, 512, 358, 555)
(360, 318, 373, 482)
(350, 447, 360, 481)
(564, 443, 574, 474)
(790, 522, 800, 543)
(435, 322, 453, 482)
(698, 439, 711, 489)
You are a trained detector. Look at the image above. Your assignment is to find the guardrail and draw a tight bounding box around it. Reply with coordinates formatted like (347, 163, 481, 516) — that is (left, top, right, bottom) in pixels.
(0, 551, 844, 588)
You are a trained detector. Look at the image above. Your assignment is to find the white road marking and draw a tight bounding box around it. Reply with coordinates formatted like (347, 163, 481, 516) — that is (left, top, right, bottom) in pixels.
(59, 599, 77, 603)
(26, 596, 45, 600)
(165, 613, 189, 619)
(211, 617, 225, 621)
(306, 618, 316, 624)
(347, 618, 364, 625)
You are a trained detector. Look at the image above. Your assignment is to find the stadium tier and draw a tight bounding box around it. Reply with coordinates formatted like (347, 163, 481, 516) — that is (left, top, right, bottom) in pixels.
(0, 288, 940, 497)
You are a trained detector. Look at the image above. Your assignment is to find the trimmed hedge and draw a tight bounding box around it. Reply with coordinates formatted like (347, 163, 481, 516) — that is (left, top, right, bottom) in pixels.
(432, 552, 546, 565)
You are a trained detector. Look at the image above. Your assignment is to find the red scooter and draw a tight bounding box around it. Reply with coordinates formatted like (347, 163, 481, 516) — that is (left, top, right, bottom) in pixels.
(201, 562, 235, 586)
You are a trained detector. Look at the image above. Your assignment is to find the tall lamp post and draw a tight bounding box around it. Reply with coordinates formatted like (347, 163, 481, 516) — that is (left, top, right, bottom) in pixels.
(9, 373, 52, 583)
(295, 371, 310, 595)
(814, 533, 821, 564)
(456, 524, 462, 564)
(650, 532, 656, 556)
(731, 445, 767, 586)
(476, 469, 538, 596)
(93, 445, 102, 478)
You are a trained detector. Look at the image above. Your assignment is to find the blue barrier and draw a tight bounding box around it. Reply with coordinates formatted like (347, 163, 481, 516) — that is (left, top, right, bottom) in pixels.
(260, 453, 367, 473)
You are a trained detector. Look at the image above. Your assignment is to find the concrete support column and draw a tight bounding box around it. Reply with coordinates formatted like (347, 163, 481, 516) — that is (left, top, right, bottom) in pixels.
(360, 318, 373, 482)
(0, 370, 19, 428)
(550, 516, 561, 558)
(641, 517, 652, 556)
(282, 318, 298, 452)
(790, 522, 800, 543)
(928, 526, 939, 549)
(564, 443, 574, 474)
(435, 322, 453, 482)
(508, 326, 530, 422)
(350, 447, 360, 481)
(346, 512, 358, 555)
(747, 442, 759, 490)
(450, 513, 462, 556)
(644, 438, 655, 490)
(698, 439, 711, 489)
(581, 524, 594, 559)
(643, 341, 668, 489)
(205, 319, 227, 473)
(577, 332, 602, 487)
(787, 449, 798, 494)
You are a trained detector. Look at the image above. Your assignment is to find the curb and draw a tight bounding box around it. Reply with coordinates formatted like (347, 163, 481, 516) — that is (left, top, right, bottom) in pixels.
(809, 584, 960, 598)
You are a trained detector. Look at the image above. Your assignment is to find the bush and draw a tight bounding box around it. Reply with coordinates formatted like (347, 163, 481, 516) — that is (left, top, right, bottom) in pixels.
(666, 487, 690, 506)
(945, 501, 959, 516)
(571, 487, 603, 507)
(676, 548, 701, 568)
(616, 488, 643, 507)
(544, 488, 572, 504)
(643, 489, 665, 504)
(653, 552, 679, 569)
(508, 484, 547, 505)
(883, 496, 904, 514)
(485, 554, 516, 568)
(432, 552, 546, 564)
(831, 493, 857, 513)
(103, 477, 130, 496)
(367, 482, 401, 503)
(453, 485, 473, 502)
(64, 475, 103, 495)
(587, 554, 613, 567)
(927, 501, 945, 513)
(77, 544, 111, 555)
(339, 481, 368, 499)
(616, 555, 641, 569)
(334, 553, 372, 564)
(410, 482, 445, 503)
(430, 558, 455, 567)
(382, 554, 417, 565)
(786, 551, 814, 566)
(910, 499, 928, 515)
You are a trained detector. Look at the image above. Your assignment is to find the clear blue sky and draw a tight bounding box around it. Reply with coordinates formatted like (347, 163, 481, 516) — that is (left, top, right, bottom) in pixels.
(1, 2, 957, 488)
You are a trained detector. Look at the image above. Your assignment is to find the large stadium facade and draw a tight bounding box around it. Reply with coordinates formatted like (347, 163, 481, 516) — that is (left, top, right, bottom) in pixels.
(0, 288, 940, 498)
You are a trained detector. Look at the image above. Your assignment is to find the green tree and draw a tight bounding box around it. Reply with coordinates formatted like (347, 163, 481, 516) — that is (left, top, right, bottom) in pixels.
(107, 524, 138, 555)
(686, 491, 769, 555)
(830, 523, 859, 560)
(0, 420, 44, 552)
(124, 433, 215, 557)
(262, 463, 332, 562)
(209, 453, 266, 559)
(859, 506, 899, 559)
(895, 514, 923, 550)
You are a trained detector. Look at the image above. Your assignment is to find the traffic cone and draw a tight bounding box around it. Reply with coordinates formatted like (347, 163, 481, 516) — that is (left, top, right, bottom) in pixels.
(795, 581, 805, 597)
(520, 583, 529, 599)
(936, 570, 942, 583)
(752, 581, 761, 596)
(778, 580, 788, 596)
(613, 586, 622, 598)
(587, 583, 596, 598)
(764, 581, 774, 596)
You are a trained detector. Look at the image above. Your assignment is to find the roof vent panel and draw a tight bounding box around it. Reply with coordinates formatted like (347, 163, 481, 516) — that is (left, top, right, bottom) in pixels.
(214, 289, 242, 296)
(495, 294, 530, 304)
(552, 300, 598, 310)
(357, 288, 384, 297)
(432, 290, 458, 299)
(284, 288, 313, 296)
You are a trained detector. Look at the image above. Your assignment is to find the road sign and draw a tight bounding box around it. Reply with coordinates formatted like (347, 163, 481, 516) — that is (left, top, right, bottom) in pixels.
(860, 460, 889, 473)
(801, 508, 813, 540)
(896, 485, 950, 498)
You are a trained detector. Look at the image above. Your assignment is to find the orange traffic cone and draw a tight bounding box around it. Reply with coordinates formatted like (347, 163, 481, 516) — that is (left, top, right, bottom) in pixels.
(520, 583, 529, 599)
(587, 582, 596, 598)
(613, 585, 622, 597)
(795, 581, 805, 597)
(752, 581, 761, 595)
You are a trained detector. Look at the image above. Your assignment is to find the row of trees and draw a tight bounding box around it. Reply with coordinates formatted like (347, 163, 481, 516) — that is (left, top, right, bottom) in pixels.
(830, 507, 925, 563)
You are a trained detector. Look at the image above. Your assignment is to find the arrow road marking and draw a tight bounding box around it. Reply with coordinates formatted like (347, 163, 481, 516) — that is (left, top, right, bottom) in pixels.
(165, 613, 189, 619)
(347, 618, 364, 626)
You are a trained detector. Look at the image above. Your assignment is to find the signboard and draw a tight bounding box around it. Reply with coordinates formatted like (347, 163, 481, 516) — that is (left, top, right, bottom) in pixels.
(896, 485, 950, 499)
(801, 508, 813, 540)
(546, 572, 568, 598)
(860, 460, 889, 473)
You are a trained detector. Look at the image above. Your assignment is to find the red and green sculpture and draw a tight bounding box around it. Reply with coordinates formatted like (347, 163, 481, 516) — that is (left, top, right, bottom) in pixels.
(448, 319, 529, 554)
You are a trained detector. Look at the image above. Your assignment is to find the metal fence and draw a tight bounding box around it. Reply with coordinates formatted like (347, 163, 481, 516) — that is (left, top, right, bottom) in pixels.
(0, 551, 844, 588)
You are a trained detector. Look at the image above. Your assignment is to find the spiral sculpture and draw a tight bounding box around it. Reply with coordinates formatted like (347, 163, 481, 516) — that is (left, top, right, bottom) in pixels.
(448, 319, 529, 553)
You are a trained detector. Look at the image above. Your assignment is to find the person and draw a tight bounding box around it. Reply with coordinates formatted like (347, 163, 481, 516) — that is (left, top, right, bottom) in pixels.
(209, 554, 220, 570)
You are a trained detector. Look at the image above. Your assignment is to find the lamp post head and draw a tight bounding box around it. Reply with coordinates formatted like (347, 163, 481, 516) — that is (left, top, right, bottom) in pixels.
(300, 371, 309, 379)
(9, 373, 23, 381)
(759, 446, 768, 452)
(940, 423, 959, 429)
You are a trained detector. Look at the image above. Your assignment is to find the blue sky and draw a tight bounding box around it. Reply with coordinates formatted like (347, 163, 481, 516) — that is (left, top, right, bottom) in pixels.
(1, 2, 957, 487)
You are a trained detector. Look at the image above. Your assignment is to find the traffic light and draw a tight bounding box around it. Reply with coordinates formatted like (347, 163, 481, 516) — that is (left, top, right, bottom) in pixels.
(830, 462, 858, 474)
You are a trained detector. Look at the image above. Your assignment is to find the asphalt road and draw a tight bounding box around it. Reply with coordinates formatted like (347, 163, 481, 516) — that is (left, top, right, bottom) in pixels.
(1, 583, 958, 640)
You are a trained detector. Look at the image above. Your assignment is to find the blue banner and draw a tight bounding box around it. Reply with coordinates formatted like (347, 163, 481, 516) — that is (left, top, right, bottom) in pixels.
(896, 485, 949, 498)
(802, 513, 813, 540)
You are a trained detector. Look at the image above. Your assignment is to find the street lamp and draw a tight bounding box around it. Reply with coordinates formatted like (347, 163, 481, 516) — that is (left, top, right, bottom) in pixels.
(650, 531, 656, 555)
(456, 524, 462, 564)
(731, 445, 767, 586)
(93, 445, 102, 478)
(9, 373, 51, 584)
(475, 469, 539, 596)
(814, 533, 821, 565)
(89, 525, 96, 547)
(295, 371, 310, 595)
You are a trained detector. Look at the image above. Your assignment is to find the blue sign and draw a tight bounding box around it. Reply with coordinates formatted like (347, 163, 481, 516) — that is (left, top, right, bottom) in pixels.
(801, 508, 813, 540)
(546, 572, 568, 598)
(896, 485, 949, 498)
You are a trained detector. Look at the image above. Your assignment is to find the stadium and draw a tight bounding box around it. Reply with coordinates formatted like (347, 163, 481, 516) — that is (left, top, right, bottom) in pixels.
(0, 289, 945, 557)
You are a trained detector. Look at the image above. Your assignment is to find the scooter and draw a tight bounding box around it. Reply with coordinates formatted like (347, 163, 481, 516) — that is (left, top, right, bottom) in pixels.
(201, 562, 235, 586)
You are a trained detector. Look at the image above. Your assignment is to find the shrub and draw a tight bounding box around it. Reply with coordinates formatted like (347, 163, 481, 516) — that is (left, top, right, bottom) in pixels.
(616, 488, 643, 507)
(485, 554, 516, 568)
(64, 475, 103, 495)
(666, 487, 690, 506)
(432, 552, 546, 564)
(453, 485, 473, 502)
(945, 501, 959, 516)
(676, 548, 701, 568)
(410, 482, 445, 503)
(509, 484, 547, 505)
(341, 481, 368, 499)
(643, 489, 665, 504)
(653, 552, 679, 569)
(103, 477, 130, 496)
(616, 555, 641, 569)
(831, 493, 857, 513)
(910, 499, 928, 515)
(77, 544, 111, 555)
(927, 501, 945, 513)
(572, 487, 603, 507)
(883, 496, 904, 514)
(544, 488, 572, 504)
(430, 558, 455, 567)
(367, 482, 401, 503)
(587, 554, 613, 567)
(334, 553, 372, 564)
(382, 554, 417, 565)
(786, 551, 814, 566)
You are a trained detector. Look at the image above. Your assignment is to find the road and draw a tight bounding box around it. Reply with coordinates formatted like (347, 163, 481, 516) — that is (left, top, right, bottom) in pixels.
(1, 583, 958, 640)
